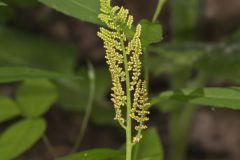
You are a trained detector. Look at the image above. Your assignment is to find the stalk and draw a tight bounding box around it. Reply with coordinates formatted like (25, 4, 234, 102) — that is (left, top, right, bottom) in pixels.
(120, 37, 132, 160)
(143, 0, 166, 90)
(42, 135, 56, 160)
(152, 0, 166, 23)
(98, 2, 151, 159)
(71, 61, 95, 152)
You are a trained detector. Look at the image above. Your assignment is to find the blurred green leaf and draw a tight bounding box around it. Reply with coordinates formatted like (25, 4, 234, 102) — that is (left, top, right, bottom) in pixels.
(148, 43, 205, 75)
(152, 88, 240, 110)
(1, 0, 37, 7)
(0, 67, 80, 83)
(227, 29, 240, 42)
(16, 80, 58, 117)
(140, 19, 162, 47)
(0, 96, 20, 123)
(197, 50, 240, 84)
(0, 1, 7, 6)
(0, 7, 15, 23)
(133, 127, 164, 160)
(58, 148, 124, 160)
(0, 27, 77, 73)
(172, 0, 200, 40)
(148, 43, 240, 85)
(39, 0, 101, 25)
(0, 118, 46, 160)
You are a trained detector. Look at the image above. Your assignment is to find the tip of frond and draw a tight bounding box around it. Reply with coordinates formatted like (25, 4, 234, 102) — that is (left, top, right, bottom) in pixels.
(100, 0, 111, 13)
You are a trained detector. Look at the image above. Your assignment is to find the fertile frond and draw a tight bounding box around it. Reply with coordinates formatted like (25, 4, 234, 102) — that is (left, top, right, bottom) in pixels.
(130, 80, 150, 143)
(98, 0, 150, 143)
(127, 25, 142, 90)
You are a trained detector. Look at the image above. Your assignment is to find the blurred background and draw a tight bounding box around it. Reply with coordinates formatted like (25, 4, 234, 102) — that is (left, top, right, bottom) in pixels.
(1, 0, 240, 160)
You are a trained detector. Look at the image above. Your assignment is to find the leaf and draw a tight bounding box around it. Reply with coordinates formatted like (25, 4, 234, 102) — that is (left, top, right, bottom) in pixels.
(0, 7, 15, 23)
(0, 27, 77, 73)
(148, 42, 240, 84)
(39, 0, 101, 25)
(58, 148, 124, 160)
(16, 80, 58, 117)
(197, 50, 240, 84)
(152, 87, 240, 110)
(133, 127, 164, 160)
(0, 67, 80, 83)
(0, 96, 20, 123)
(0, 1, 7, 6)
(148, 43, 205, 75)
(140, 19, 162, 47)
(0, 118, 46, 160)
(172, 0, 200, 40)
(2, 0, 37, 7)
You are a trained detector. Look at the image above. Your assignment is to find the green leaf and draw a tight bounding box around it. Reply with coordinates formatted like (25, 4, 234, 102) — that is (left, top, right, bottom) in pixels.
(58, 148, 124, 160)
(0, 118, 46, 160)
(39, 0, 101, 25)
(133, 127, 164, 160)
(2, 0, 37, 7)
(197, 51, 240, 84)
(172, 0, 200, 40)
(16, 80, 58, 117)
(0, 7, 15, 23)
(0, 96, 20, 123)
(148, 43, 205, 75)
(152, 88, 240, 110)
(0, 67, 80, 83)
(0, 1, 7, 6)
(148, 42, 240, 84)
(140, 19, 162, 47)
(0, 27, 77, 73)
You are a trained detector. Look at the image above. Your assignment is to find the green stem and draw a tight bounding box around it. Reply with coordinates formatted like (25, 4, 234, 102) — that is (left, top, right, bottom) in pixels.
(143, 0, 166, 91)
(152, 0, 166, 23)
(71, 61, 96, 152)
(169, 105, 194, 160)
(120, 35, 132, 160)
(42, 135, 57, 160)
(132, 143, 139, 160)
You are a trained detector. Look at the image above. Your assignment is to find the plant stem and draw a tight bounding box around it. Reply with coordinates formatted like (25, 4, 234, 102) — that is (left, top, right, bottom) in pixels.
(120, 35, 132, 160)
(71, 61, 95, 152)
(143, 0, 166, 91)
(152, 0, 166, 23)
(132, 142, 140, 160)
(42, 135, 57, 160)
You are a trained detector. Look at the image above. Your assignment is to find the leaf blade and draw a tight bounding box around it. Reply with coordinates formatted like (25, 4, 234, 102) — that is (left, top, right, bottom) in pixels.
(140, 19, 162, 47)
(0, 67, 80, 83)
(16, 80, 58, 117)
(0, 96, 20, 123)
(0, 118, 46, 160)
(58, 148, 124, 160)
(152, 88, 240, 110)
(133, 127, 164, 160)
(39, 0, 101, 24)
(0, 1, 7, 6)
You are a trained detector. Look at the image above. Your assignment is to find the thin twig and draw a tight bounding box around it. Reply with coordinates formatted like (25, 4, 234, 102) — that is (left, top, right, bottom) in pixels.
(152, 0, 167, 23)
(42, 135, 57, 160)
(71, 61, 96, 152)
